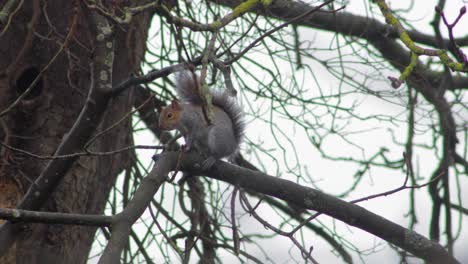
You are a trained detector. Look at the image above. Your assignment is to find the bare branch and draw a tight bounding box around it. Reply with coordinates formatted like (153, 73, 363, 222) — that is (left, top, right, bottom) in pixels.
(98, 151, 174, 264)
(0, 208, 112, 227)
(114, 151, 459, 264)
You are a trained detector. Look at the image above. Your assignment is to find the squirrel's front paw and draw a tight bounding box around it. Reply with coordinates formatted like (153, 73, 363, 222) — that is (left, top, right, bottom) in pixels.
(152, 154, 160, 162)
(181, 144, 192, 152)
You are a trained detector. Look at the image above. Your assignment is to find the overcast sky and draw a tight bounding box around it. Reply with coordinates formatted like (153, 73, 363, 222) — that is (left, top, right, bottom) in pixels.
(91, 0, 468, 263)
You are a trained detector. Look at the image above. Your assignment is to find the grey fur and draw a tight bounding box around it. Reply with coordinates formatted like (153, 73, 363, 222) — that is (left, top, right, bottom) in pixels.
(175, 71, 245, 161)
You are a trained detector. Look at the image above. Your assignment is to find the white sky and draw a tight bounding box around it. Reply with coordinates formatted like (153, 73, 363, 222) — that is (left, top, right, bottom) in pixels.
(91, 0, 468, 263)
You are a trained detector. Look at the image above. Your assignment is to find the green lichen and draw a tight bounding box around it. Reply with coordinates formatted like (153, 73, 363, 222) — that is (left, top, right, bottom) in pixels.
(102, 25, 112, 36)
(201, 82, 215, 122)
(438, 50, 467, 72)
(121, 7, 132, 23)
(375, 0, 468, 74)
(211, 0, 269, 30)
(105, 52, 114, 67)
(210, 20, 222, 29)
(96, 34, 105, 41)
(400, 32, 424, 54)
(98, 22, 113, 37)
(399, 52, 418, 82)
(12, 209, 20, 218)
(231, 0, 259, 17)
(438, 51, 451, 65)
(0, 0, 17, 23)
(382, 11, 398, 26)
(100, 71, 109, 81)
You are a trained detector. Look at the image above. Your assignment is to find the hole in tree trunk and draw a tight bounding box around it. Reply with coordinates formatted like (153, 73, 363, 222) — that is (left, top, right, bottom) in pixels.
(15, 66, 43, 100)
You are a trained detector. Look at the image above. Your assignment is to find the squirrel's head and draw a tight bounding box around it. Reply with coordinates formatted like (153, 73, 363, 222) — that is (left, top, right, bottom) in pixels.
(159, 100, 182, 130)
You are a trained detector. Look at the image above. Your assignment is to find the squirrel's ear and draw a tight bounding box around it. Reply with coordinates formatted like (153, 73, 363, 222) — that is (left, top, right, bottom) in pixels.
(170, 100, 182, 110)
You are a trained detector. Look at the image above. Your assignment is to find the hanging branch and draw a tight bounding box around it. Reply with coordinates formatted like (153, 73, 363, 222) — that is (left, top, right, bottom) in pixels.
(374, 0, 468, 87)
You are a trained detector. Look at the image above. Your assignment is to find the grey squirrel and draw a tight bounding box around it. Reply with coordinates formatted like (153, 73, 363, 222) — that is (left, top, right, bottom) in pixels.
(158, 70, 245, 169)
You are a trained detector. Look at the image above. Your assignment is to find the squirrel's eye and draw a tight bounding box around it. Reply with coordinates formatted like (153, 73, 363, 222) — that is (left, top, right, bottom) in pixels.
(167, 113, 173, 118)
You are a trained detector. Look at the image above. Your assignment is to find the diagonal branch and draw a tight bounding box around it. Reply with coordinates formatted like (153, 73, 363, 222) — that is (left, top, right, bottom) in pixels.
(104, 151, 459, 264)
(98, 151, 174, 264)
(200, 156, 458, 264)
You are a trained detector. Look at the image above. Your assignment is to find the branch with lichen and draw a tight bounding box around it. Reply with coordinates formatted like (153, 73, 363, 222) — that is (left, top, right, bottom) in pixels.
(0, 0, 24, 38)
(85, 1, 156, 25)
(373, 0, 468, 88)
(0, 0, 19, 23)
(86, 0, 271, 31)
(437, 5, 467, 64)
(161, 0, 271, 31)
(388, 52, 418, 89)
(197, 31, 219, 125)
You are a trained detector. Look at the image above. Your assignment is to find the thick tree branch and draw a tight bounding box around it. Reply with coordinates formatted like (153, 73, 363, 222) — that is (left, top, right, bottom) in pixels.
(235, 155, 354, 264)
(98, 151, 173, 264)
(205, 158, 458, 263)
(102, 151, 458, 263)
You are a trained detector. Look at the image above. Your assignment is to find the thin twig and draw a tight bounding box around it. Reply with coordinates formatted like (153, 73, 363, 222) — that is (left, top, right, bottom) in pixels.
(0, 140, 161, 160)
(226, 0, 339, 65)
(239, 191, 319, 264)
(231, 185, 240, 255)
(85, 90, 155, 149)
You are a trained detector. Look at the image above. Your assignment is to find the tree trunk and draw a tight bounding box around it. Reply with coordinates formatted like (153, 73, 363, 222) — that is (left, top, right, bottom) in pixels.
(0, 1, 152, 263)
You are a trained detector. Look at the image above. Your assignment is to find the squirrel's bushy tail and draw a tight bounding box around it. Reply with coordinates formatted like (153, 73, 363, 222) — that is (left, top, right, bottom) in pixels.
(175, 71, 245, 146)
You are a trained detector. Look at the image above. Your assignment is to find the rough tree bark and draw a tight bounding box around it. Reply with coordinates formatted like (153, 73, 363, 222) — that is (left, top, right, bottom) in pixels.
(0, 1, 151, 263)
